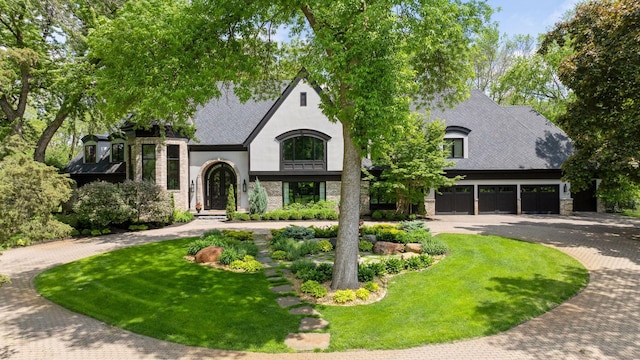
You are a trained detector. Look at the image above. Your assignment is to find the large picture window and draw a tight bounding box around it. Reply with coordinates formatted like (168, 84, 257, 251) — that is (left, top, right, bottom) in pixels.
(111, 143, 124, 163)
(142, 144, 156, 182)
(277, 130, 330, 171)
(166, 145, 180, 190)
(283, 182, 326, 205)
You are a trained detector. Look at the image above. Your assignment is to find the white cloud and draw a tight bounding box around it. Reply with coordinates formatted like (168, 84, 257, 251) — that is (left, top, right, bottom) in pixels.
(544, 0, 581, 28)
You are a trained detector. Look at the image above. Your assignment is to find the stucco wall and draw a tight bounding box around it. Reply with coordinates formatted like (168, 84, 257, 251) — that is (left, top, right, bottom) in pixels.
(249, 80, 343, 172)
(189, 151, 249, 211)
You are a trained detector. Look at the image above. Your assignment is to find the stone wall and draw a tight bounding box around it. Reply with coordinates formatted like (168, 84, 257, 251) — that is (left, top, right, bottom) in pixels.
(259, 181, 283, 211)
(560, 198, 574, 216)
(424, 199, 436, 216)
(359, 181, 370, 215)
(326, 181, 341, 207)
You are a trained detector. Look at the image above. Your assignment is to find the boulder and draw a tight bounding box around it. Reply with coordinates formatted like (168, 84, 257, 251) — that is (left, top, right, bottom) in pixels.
(195, 246, 224, 263)
(401, 252, 420, 260)
(362, 234, 377, 244)
(373, 241, 404, 255)
(405, 243, 422, 254)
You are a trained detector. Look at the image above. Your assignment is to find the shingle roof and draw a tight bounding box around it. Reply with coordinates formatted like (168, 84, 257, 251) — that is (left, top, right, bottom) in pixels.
(190, 83, 289, 145)
(429, 89, 572, 171)
(64, 150, 125, 175)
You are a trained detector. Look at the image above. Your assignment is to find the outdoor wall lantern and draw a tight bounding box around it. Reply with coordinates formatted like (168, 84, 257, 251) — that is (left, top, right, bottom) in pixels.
(242, 179, 247, 193)
(563, 183, 569, 193)
(190, 180, 195, 195)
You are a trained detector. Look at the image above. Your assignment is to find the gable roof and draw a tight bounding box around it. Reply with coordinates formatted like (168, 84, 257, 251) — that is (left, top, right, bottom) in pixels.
(191, 71, 322, 147)
(429, 89, 572, 171)
(64, 149, 125, 175)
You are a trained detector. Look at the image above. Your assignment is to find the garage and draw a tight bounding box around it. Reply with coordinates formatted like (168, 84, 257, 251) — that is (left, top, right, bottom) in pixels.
(436, 186, 474, 214)
(478, 185, 517, 214)
(521, 185, 560, 214)
(572, 180, 597, 212)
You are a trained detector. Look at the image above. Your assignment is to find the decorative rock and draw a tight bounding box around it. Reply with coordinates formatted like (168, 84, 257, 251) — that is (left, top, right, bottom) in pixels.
(194, 246, 224, 263)
(270, 284, 294, 294)
(373, 241, 404, 255)
(405, 243, 422, 254)
(401, 252, 420, 260)
(285, 333, 330, 351)
(363, 234, 377, 244)
(328, 237, 337, 248)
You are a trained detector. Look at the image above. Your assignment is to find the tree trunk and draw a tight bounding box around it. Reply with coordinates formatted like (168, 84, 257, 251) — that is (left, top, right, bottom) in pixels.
(33, 107, 69, 163)
(331, 125, 361, 290)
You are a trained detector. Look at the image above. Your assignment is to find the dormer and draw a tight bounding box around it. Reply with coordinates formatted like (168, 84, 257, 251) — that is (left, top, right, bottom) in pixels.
(109, 132, 126, 163)
(444, 126, 471, 159)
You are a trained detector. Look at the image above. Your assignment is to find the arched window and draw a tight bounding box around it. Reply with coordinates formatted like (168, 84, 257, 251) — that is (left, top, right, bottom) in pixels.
(277, 130, 330, 171)
(444, 126, 471, 159)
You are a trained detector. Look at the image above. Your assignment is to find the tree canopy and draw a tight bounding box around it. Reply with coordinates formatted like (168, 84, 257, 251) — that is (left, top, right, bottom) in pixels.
(541, 0, 640, 195)
(89, 0, 491, 289)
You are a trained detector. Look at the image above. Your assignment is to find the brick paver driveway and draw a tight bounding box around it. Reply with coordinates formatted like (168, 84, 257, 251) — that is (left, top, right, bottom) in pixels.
(1, 213, 638, 359)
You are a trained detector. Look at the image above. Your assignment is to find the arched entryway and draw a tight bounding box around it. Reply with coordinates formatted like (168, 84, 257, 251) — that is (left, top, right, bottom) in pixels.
(204, 163, 236, 210)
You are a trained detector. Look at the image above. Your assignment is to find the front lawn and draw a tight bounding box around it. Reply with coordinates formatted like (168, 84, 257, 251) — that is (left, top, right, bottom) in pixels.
(35, 238, 301, 353)
(35, 233, 588, 352)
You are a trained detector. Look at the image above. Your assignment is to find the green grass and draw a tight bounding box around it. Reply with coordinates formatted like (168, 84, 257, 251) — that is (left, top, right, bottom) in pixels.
(318, 234, 589, 351)
(35, 234, 589, 353)
(35, 238, 301, 353)
(621, 208, 640, 219)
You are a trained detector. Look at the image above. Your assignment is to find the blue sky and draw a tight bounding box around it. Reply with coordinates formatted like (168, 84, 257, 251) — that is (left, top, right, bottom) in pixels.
(486, 0, 581, 39)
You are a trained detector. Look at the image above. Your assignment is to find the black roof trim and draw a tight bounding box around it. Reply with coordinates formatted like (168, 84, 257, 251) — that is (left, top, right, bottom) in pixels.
(188, 144, 247, 152)
(445, 126, 471, 135)
(444, 169, 563, 180)
(81, 135, 108, 143)
(275, 129, 332, 141)
(249, 172, 342, 182)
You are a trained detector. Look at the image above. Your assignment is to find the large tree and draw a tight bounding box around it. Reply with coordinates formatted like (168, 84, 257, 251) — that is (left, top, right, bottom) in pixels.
(90, 0, 491, 289)
(0, 0, 123, 163)
(541, 0, 640, 194)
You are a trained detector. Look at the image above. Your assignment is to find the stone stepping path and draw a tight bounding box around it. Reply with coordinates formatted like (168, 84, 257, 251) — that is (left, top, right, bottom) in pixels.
(257, 234, 330, 352)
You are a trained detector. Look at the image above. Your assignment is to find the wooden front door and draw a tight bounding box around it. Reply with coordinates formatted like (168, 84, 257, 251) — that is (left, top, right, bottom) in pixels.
(205, 163, 236, 210)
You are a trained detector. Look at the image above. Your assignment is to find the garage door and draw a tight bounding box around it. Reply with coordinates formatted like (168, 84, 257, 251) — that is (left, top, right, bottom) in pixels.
(436, 186, 474, 214)
(521, 185, 560, 214)
(478, 185, 517, 214)
(573, 180, 597, 212)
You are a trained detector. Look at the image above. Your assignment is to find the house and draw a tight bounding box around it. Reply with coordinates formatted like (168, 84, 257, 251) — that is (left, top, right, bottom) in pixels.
(65, 78, 597, 215)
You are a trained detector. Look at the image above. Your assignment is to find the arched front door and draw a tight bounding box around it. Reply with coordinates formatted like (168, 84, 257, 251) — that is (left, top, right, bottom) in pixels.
(205, 163, 236, 210)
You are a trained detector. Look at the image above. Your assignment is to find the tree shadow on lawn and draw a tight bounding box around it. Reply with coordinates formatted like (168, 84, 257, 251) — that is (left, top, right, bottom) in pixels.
(472, 266, 589, 335)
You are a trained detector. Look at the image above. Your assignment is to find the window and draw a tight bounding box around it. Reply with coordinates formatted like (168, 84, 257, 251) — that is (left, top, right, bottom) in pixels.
(283, 182, 325, 205)
(128, 145, 134, 180)
(369, 185, 397, 210)
(445, 138, 464, 158)
(84, 145, 96, 163)
(283, 136, 324, 161)
(142, 144, 156, 182)
(300, 92, 307, 107)
(166, 145, 180, 190)
(111, 143, 124, 163)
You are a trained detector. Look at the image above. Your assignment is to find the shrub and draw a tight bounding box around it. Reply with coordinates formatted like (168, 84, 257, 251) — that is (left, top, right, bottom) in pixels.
(364, 281, 380, 292)
(355, 288, 370, 300)
(300, 209, 315, 220)
(397, 220, 427, 233)
(270, 228, 284, 238)
(90, 229, 102, 236)
(289, 210, 302, 220)
(187, 238, 217, 256)
(219, 248, 240, 265)
(101, 228, 111, 235)
(203, 229, 223, 237)
(371, 210, 384, 220)
(234, 212, 250, 221)
(250, 214, 261, 221)
(358, 264, 376, 282)
(310, 225, 339, 238)
(70, 229, 80, 236)
(324, 210, 339, 220)
(315, 263, 333, 282)
(236, 241, 259, 257)
(271, 250, 287, 260)
(128, 224, 149, 231)
(229, 260, 244, 270)
(222, 230, 253, 241)
(384, 211, 396, 221)
(317, 239, 333, 252)
(248, 178, 268, 215)
(74, 181, 131, 228)
(404, 256, 424, 270)
(301, 280, 327, 298)
(120, 180, 173, 224)
(384, 258, 404, 274)
(81, 229, 92, 236)
(281, 225, 315, 240)
(363, 261, 387, 277)
(229, 255, 262, 272)
(290, 259, 316, 274)
(421, 237, 449, 255)
(359, 240, 373, 252)
(403, 228, 432, 244)
(417, 254, 435, 268)
(226, 184, 236, 220)
(377, 228, 408, 243)
(173, 209, 195, 223)
(333, 289, 356, 303)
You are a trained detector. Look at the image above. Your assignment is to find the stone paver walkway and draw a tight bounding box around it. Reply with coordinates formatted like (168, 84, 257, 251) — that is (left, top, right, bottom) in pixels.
(1, 214, 639, 359)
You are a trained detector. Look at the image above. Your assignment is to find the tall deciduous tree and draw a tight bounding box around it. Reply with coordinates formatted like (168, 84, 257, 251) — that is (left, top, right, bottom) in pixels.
(541, 0, 640, 193)
(89, 0, 491, 289)
(0, 0, 123, 163)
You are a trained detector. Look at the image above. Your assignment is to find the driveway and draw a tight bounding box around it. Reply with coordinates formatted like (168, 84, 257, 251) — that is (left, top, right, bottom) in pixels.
(0, 213, 638, 359)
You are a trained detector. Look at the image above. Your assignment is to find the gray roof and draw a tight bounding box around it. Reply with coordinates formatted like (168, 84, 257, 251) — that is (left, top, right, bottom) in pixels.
(429, 89, 572, 171)
(65, 148, 125, 175)
(190, 83, 289, 146)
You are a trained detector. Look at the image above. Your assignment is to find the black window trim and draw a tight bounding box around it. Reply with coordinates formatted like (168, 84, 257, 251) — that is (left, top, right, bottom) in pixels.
(276, 129, 331, 171)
